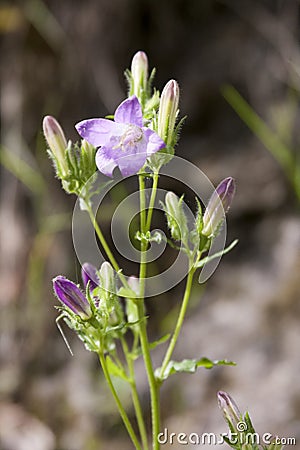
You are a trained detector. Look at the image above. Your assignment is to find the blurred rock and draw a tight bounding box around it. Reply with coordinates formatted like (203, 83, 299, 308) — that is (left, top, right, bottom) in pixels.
(0, 403, 55, 450)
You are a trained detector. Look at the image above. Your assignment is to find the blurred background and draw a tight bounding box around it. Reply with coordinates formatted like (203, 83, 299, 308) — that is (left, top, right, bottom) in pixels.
(1, 0, 300, 449)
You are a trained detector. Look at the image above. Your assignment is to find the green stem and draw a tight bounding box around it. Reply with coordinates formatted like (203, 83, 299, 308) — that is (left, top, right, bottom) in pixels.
(159, 264, 195, 378)
(146, 171, 159, 231)
(138, 174, 160, 450)
(85, 202, 128, 287)
(121, 337, 149, 450)
(98, 350, 142, 450)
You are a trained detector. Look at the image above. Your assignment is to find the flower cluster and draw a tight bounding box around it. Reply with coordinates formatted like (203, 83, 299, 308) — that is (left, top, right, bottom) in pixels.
(53, 262, 125, 353)
(163, 177, 236, 258)
(44, 50, 239, 450)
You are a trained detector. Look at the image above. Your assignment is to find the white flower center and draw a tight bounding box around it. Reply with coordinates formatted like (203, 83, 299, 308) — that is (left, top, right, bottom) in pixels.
(114, 124, 143, 151)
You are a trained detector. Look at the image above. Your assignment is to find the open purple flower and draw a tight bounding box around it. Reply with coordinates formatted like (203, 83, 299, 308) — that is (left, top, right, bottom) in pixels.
(75, 96, 165, 177)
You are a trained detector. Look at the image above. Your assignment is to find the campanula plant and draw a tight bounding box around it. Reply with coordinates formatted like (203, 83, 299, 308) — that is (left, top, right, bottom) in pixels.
(44, 51, 238, 450)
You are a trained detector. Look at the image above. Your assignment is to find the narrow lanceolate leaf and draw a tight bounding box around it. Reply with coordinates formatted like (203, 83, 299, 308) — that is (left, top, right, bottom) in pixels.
(106, 355, 130, 382)
(155, 357, 236, 382)
(131, 334, 171, 360)
(194, 239, 238, 269)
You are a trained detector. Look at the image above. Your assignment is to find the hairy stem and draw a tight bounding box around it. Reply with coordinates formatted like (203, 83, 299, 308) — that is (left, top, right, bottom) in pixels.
(85, 202, 128, 287)
(159, 264, 195, 378)
(138, 173, 160, 450)
(121, 337, 149, 450)
(98, 350, 142, 450)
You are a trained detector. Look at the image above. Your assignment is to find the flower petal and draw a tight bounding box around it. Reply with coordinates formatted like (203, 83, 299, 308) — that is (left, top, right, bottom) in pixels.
(143, 128, 166, 155)
(117, 153, 147, 177)
(81, 263, 99, 291)
(95, 147, 118, 177)
(75, 118, 124, 147)
(114, 96, 143, 127)
(53, 276, 92, 319)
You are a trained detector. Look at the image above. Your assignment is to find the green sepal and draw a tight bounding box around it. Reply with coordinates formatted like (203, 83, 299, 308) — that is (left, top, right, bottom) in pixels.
(106, 355, 130, 382)
(190, 197, 203, 247)
(222, 435, 240, 450)
(132, 334, 171, 361)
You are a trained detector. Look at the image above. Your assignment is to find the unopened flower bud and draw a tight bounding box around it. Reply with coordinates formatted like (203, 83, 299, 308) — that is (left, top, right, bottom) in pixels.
(158, 79, 179, 145)
(126, 277, 140, 328)
(99, 262, 116, 297)
(165, 191, 188, 241)
(202, 177, 236, 237)
(81, 262, 99, 291)
(131, 51, 148, 98)
(218, 391, 241, 429)
(53, 276, 92, 320)
(43, 115, 68, 177)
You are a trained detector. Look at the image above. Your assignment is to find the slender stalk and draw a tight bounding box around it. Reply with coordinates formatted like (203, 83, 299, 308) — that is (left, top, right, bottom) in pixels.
(98, 350, 142, 450)
(121, 337, 149, 450)
(86, 200, 144, 446)
(85, 202, 128, 287)
(138, 174, 160, 450)
(159, 264, 195, 378)
(145, 171, 159, 231)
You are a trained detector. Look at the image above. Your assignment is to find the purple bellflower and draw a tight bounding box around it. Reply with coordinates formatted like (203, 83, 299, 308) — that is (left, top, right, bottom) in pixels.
(202, 177, 236, 237)
(81, 262, 99, 291)
(75, 96, 165, 177)
(53, 275, 92, 320)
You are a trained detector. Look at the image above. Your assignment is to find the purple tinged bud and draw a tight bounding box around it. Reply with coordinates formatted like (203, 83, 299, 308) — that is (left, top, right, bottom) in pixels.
(131, 51, 148, 97)
(53, 276, 92, 320)
(81, 263, 99, 291)
(43, 115, 68, 176)
(217, 391, 241, 428)
(202, 177, 236, 237)
(158, 79, 180, 145)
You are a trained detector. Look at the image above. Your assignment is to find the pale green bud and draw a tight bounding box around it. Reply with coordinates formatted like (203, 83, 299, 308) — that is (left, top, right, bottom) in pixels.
(43, 115, 68, 177)
(125, 277, 140, 333)
(131, 51, 148, 98)
(164, 191, 188, 241)
(157, 80, 179, 146)
(99, 262, 115, 297)
(99, 262, 123, 324)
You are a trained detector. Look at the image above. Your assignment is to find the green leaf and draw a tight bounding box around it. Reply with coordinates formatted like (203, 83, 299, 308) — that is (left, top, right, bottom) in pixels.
(105, 356, 129, 382)
(149, 334, 170, 350)
(118, 286, 138, 298)
(196, 357, 236, 369)
(194, 239, 238, 269)
(156, 357, 236, 381)
(222, 85, 294, 177)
